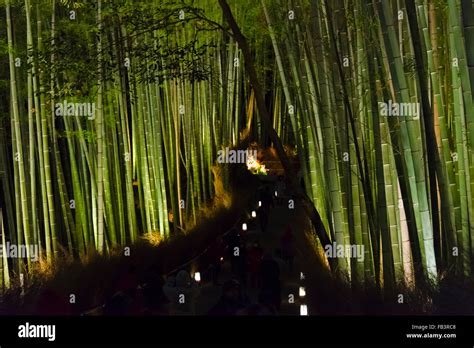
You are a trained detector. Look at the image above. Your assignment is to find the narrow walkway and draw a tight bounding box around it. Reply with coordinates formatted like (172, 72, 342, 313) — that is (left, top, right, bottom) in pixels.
(194, 191, 313, 315)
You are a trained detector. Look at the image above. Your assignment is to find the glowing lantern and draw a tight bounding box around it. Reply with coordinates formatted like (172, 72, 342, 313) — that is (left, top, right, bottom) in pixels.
(242, 223, 247, 231)
(300, 304, 308, 316)
(194, 272, 201, 282)
(299, 286, 306, 298)
(251, 211, 256, 218)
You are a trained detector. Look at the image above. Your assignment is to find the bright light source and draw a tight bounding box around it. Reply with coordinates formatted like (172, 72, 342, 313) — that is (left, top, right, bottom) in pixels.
(242, 223, 247, 231)
(299, 286, 306, 298)
(258, 201, 262, 207)
(246, 154, 268, 175)
(251, 211, 256, 218)
(300, 272, 305, 280)
(275, 191, 278, 197)
(300, 304, 308, 316)
(220, 257, 224, 262)
(194, 272, 201, 282)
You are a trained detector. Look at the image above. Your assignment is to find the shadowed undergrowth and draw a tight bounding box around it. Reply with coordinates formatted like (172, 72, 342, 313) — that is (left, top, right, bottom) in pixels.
(294, 206, 474, 315)
(0, 166, 259, 315)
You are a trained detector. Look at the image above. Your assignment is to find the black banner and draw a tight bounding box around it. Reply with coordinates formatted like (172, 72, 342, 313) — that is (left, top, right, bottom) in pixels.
(0, 316, 472, 346)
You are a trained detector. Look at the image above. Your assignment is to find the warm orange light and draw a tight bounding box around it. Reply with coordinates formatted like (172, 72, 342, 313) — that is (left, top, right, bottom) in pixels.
(246, 154, 268, 175)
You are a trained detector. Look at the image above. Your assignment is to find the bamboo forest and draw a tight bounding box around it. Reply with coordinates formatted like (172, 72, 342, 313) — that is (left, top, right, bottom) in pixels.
(0, 0, 473, 317)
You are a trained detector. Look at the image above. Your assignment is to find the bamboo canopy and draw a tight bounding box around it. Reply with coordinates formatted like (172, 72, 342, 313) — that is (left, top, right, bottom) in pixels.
(0, 0, 473, 294)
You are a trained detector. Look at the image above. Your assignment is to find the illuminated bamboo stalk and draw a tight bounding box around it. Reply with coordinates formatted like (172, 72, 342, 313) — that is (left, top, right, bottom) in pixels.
(25, 0, 37, 251)
(96, 0, 105, 252)
(6, 0, 32, 267)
